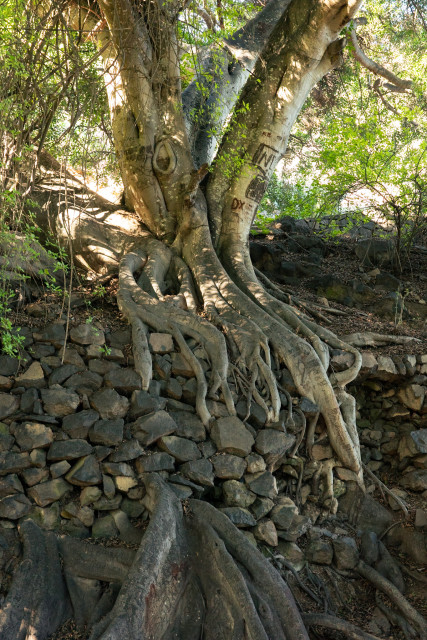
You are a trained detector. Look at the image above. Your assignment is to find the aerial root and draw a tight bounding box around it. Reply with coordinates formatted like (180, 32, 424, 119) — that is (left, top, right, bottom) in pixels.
(117, 251, 235, 425)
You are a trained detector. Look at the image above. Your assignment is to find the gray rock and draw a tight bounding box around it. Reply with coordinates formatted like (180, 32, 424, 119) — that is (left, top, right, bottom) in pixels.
(211, 417, 254, 457)
(47, 439, 93, 461)
(254, 520, 278, 546)
(62, 409, 100, 439)
(132, 410, 177, 445)
(170, 353, 193, 377)
(305, 539, 333, 565)
(104, 368, 142, 395)
(29, 449, 46, 468)
(222, 479, 256, 508)
(28, 343, 55, 359)
(165, 378, 182, 400)
(236, 400, 267, 428)
(397, 384, 426, 411)
(271, 499, 298, 529)
(102, 474, 116, 499)
(180, 459, 214, 486)
(89, 419, 124, 447)
(0, 494, 32, 519)
(121, 497, 145, 518)
(245, 471, 277, 499)
(57, 347, 86, 368)
(245, 453, 266, 474)
(251, 497, 274, 520)
(333, 536, 359, 570)
(277, 542, 305, 571)
(50, 460, 71, 478)
(158, 436, 201, 462)
(112, 509, 142, 544)
(0, 393, 19, 420)
(399, 470, 427, 492)
(0, 451, 31, 475)
(66, 456, 102, 486)
(14, 362, 46, 389)
(88, 359, 120, 375)
(153, 354, 171, 379)
(41, 388, 80, 417)
(90, 388, 129, 419)
(35, 323, 66, 347)
(211, 454, 247, 479)
(0, 423, 13, 452)
(181, 378, 197, 404)
(93, 494, 122, 511)
(101, 462, 134, 477)
(149, 333, 174, 354)
(21, 467, 49, 487)
(255, 429, 295, 461)
(14, 422, 53, 450)
(0, 474, 24, 498)
(49, 364, 80, 386)
(278, 514, 311, 542)
(135, 452, 175, 473)
(28, 478, 72, 507)
(0, 354, 20, 376)
(91, 514, 119, 539)
(219, 507, 256, 528)
(20, 388, 39, 413)
(129, 390, 166, 419)
(109, 439, 144, 462)
(170, 411, 206, 442)
(64, 371, 104, 394)
(80, 486, 102, 506)
(107, 328, 132, 349)
(411, 429, 427, 454)
(70, 324, 105, 346)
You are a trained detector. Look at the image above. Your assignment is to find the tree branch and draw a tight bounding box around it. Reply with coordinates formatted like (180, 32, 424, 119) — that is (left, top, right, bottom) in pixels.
(349, 28, 412, 91)
(182, 0, 293, 167)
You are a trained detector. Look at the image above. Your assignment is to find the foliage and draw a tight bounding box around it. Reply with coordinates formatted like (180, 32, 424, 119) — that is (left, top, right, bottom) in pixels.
(257, 0, 427, 256)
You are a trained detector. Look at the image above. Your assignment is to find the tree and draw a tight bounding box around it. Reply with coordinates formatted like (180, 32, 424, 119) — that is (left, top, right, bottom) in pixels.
(1, 1, 426, 639)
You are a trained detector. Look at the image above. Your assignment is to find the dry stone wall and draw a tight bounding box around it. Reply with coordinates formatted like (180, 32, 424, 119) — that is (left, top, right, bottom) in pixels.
(0, 320, 425, 569)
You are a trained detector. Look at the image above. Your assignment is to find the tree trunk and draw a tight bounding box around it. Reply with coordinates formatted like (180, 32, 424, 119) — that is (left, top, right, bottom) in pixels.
(2, 1, 385, 638)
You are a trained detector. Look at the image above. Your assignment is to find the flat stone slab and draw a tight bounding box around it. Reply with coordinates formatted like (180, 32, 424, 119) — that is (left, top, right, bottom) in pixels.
(0, 494, 32, 519)
(62, 410, 100, 439)
(47, 439, 93, 461)
(149, 333, 174, 354)
(170, 411, 206, 442)
(129, 390, 167, 419)
(41, 388, 80, 417)
(66, 456, 102, 486)
(245, 471, 277, 499)
(90, 388, 129, 420)
(0, 393, 19, 420)
(211, 454, 247, 479)
(255, 429, 295, 457)
(0, 451, 31, 475)
(89, 419, 124, 447)
(14, 422, 53, 451)
(180, 458, 214, 486)
(211, 417, 254, 457)
(158, 436, 201, 462)
(220, 507, 256, 528)
(132, 410, 177, 445)
(135, 453, 175, 473)
(104, 368, 142, 395)
(28, 478, 72, 507)
(15, 362, 46, 389)
(70, 324, 105, 346)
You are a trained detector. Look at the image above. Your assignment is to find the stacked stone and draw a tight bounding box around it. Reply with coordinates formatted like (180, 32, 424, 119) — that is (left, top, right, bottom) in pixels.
(0, 321, 324, 550)
(335, 350, 427, 514)
(0, 321, 425, 562)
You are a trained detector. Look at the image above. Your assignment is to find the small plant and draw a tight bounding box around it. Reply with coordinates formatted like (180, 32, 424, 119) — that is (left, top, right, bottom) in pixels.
(0, 289, 25, 356)
(98, 344, 111, 357)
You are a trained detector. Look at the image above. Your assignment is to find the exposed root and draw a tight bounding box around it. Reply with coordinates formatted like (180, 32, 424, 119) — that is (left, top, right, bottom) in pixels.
(302, 613, 384, 640)
(117, 249, 235, 424)
(356, 560, 427, 639)
(341, 332, 421, 347)
(362, 463, 409, 519)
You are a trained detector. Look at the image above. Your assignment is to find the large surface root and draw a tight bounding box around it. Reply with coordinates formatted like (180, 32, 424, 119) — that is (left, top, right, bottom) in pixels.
(2, 476, 313, 640)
